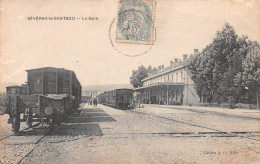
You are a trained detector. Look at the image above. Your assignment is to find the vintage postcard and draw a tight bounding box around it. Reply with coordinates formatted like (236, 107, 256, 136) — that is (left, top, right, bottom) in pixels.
(0, 0, 260, 164)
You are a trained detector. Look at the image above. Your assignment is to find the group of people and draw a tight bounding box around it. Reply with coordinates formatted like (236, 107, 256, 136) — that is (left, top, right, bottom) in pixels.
(130, 99, 142, 109)
(88, 99, 97, 106)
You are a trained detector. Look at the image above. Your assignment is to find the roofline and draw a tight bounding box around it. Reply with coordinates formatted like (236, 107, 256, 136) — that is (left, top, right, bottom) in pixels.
(114, 88, 133, 90)
(142, 64, 188, 82)
(6, 84, 28, 88)
(25, 67, 81, 87)
(6, 85, 20, 88)
(26, 67, 73, 72)
(133, 82, 185, 91)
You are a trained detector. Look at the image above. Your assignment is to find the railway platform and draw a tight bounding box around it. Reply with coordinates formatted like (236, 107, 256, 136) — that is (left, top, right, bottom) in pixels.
(1, 103, 259, 164)
(137, 104, 260, 120)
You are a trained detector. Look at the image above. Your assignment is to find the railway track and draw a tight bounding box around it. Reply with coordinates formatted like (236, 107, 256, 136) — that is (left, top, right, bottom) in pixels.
(15, 124, 61, 164)
(0, 109, 83, 164)
(1, 106, 259, 163)
(0, 124, 59, 164)
(131, 109, 260, 142)
(0, 122, 41, 142)
(0, 121, 66, 164)
(13, 110, 82, 164)
(127, 109, 260, 155)
(149, 105, 260, 121)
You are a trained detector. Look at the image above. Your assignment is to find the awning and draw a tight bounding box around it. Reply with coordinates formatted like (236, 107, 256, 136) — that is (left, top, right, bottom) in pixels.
(133, 82, 185, 91)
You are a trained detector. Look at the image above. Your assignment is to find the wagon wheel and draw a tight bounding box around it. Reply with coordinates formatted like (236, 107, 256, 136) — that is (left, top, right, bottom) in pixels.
(12, 114, 20, 133)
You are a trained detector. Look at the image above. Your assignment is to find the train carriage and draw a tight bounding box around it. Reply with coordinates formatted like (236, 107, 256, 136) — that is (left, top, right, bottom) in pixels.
(97, 88, 133, 110)
(104, 91, 112, 106)
(97, 93, 105, 104)
(114, 89, 133, 109)
(0, 94, 76, 133)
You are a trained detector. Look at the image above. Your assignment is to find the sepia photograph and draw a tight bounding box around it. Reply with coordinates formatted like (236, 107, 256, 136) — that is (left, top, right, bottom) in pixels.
(0, 0, 259, 163)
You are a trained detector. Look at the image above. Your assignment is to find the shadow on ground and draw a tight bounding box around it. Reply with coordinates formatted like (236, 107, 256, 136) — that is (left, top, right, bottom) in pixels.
(67, 107, 117, 124)
(9, 107, 115, 138)
(50, 124, 103, 136)
(16, 125, 48, 136)
(49, 107, 116, 137)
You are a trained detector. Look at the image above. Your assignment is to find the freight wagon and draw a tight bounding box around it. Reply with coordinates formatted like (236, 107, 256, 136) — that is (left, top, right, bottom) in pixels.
(0, 94, 76, 133)
(98, 89, 133, 110)
(0, 67, 82, 133)
(26, 67, 81, 105)
(6, 84, 29, 95)
(81, 96, 91, 103)
(97, 93, 105, 104)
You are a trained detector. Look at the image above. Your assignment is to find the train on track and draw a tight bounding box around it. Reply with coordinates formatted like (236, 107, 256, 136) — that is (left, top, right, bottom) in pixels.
(0, 67, 82, 133)
(97, 89, 133, 110)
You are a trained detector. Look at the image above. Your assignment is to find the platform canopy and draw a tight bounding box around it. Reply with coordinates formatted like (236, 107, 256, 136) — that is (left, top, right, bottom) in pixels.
(133, 82, 185, 91)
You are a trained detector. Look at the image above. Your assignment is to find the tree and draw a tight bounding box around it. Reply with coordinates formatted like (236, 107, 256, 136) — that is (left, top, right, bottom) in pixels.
(130, 65, 157, 88)
(189, 45, 215, 102)
(189, 23, 258, 105)
(130, 65, 148, 88)
(234, 41, 260, 108)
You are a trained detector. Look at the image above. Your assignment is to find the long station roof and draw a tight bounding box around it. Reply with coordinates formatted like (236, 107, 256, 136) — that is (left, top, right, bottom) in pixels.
(142, 63, 188, 82)
(133, 82, 185, 91)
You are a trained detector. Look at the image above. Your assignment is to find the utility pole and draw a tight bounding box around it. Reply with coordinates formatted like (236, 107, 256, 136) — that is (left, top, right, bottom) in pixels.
(186, 66, 188, 106)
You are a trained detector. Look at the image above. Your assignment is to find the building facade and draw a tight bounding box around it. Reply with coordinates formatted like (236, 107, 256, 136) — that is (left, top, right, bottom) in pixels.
(134, 51, 200, 106)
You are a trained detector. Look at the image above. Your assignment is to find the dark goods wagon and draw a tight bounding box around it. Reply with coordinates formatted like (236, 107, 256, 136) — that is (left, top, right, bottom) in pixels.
(106, 91, 114, 107)
(97, 93, 105, 104)
(0, 67, 82, 133)
(98, 89, 133, 110)
(0, 94, 76, 133)
(114, 89, 133, 109)
(26, 67, 82, 105)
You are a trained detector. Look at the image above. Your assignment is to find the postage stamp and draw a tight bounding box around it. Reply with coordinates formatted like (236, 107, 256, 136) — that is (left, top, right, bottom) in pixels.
(116, 0, 156, 44)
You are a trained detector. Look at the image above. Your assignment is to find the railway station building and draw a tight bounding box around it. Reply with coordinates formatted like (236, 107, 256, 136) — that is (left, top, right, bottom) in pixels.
(134, 50, 200, 106)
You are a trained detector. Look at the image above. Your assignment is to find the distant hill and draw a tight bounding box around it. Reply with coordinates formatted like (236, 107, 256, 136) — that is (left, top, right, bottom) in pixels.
(83, 84, 132, 92)
(82, 84, 133, 97)
(82, 84, 133, 91)
(1, 82, 133, 96)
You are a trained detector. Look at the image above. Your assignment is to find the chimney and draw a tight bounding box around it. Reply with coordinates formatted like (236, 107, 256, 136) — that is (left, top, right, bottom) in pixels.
(183, 54, 188, 61)
(174, 58, 178, 63)
(162, 65, 164, 69)
(194, 49, 198, 55)
(170, 61, 173, 66)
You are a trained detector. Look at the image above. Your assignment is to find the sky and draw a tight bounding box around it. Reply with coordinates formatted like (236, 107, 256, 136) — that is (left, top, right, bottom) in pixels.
(1, 0, 260, 92)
